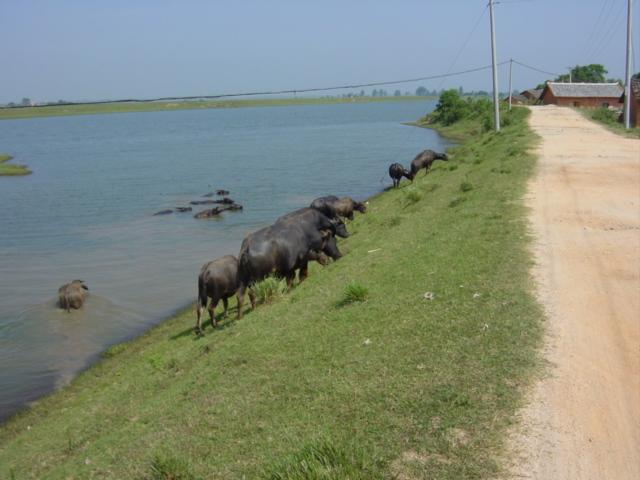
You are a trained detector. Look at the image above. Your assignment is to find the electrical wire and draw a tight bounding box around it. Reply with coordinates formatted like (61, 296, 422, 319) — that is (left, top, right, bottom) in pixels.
(511, 59, 561, 78)
(2, 62, 510, 109)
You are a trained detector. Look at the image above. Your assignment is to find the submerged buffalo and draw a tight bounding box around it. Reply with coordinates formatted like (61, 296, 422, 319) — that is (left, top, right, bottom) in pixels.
(190, 200, 218, 205)
(194, 204, 242, 219)
(309, 196, 366, 220)
(236, 212, 340, 318)
(388, 163, 414, 188)
(175, 207, 192, 212)
(216, 189, 230, 196)
(58, 280, 89, 312)
(410, 149, 448, 179)
(196, 255, 239, 334)
(153, 209, 173, 216)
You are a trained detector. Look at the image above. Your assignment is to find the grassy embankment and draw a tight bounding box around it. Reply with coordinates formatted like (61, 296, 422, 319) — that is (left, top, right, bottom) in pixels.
(0, 96, 431, 121)
(0, 104, 542, 479)
(581, 107, 640, 139)
(0, 154, 31, 176)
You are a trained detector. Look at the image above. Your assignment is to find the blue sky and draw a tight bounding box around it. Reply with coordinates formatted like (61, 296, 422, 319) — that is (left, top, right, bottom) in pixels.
(0, 0, 637, 103)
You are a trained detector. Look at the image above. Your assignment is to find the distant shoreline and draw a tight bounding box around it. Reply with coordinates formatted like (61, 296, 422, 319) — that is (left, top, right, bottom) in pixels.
(0, 95, 436, 121)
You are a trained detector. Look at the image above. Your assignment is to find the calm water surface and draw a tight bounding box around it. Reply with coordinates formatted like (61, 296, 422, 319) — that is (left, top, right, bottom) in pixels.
(0, 100, 446, 421)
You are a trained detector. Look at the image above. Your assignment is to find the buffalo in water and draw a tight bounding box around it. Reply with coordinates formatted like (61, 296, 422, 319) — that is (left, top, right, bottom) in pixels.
(309, 196, 366, 221)
(410, 149, 448, 179)
(236, 210, 340, 318)
(196, 255, 239, 334)
(58, 280, 89, 312)
(388, 163, 414, 188)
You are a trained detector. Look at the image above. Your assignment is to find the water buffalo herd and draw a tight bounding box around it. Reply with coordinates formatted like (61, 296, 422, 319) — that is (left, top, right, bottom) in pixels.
(388, 149, 448, 188)
(57, 149, 447, 326)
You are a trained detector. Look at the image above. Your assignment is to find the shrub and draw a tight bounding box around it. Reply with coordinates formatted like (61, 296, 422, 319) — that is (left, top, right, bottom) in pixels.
(265, 438, 384, 480)
(342, 282, 369, 304)
(460, 182, 473, 192)
(254, 277, 288, 304)
(148, 452, 195, 480)
(404, 187, 422, 204)
(591, 107, 618, 125)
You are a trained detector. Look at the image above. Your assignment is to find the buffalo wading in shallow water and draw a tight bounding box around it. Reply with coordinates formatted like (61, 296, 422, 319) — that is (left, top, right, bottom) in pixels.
(58, 280, 89, 312)
(309, 196, 366, 221)
(410, 149, 448, 179)
(388, 163, 414, 188)
(196, 255, 240, 334)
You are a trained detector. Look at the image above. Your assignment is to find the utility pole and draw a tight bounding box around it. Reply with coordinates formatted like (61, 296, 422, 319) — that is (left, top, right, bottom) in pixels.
(508, 58, 513, 111)
(565, 67, 573, 83)
(489, 0, 500, 132)
(624, 0, 632, 129)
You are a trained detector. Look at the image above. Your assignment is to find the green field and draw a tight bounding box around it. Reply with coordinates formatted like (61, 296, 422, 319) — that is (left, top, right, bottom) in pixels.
(0, 107, 542, 479)
(0, 96, 432, 121)
(0, 154, 31, 176)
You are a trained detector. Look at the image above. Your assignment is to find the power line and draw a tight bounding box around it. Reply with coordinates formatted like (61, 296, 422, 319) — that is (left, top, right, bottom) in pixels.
(582, 0, 616, 60)
(511, 59, 562, 78)
(590, 0, 627, 61)
(435, 4, 488, 91)
(3, 62, 510, 109)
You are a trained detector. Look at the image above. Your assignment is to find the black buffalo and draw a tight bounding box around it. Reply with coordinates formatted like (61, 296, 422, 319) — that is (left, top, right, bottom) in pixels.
(236, 212, 340, 318)
(278, 207, 349, 238)
(196, 255, 239, 334)
(309, 196, 366, 221)
(410, 149, 448, 179)
(388, 163, 414, 188)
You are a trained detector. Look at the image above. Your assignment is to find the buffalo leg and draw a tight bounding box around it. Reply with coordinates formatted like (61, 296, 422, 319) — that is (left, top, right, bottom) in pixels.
(248, 287, 257, 310)
(209, 300, 218, 328)
(196, 300, 206, 335)
(299, 262, 309, 283)
(236, 284, 245, 319)
(222, 297, 229, 318)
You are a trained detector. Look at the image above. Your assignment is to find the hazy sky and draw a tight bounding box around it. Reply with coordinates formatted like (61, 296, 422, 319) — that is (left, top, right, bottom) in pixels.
(1, 0, 638, 103)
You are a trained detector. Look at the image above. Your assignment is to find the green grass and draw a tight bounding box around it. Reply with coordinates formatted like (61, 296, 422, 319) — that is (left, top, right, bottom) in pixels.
(0, 107, 542, 479)
(0, 96, 432, 121)
(0, 154, 31, 176)
(581, 107, 640, 138)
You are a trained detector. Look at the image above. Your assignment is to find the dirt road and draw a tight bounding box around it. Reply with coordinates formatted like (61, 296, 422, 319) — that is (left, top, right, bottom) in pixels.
(510, 106, 640, 479)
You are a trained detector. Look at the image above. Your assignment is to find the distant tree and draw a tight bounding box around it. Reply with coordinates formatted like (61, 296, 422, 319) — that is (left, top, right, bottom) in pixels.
(8, 102, 15, 107)
(360, 90, 365, 97)
(394, 89, 402, 97)
(21, 97, 31, 106)
(415, 86, 428, 96)
(539, 64, 610, 87)
(432, 89, 470, 126)
(458, 86, 464, 95)
(57, 99, 67, 104)
(372, 89, 379, 97)
(379, 89, 388, 97)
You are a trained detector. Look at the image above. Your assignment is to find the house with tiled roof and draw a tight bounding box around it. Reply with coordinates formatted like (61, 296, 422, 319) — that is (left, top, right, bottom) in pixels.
(540, 82, 623, 108)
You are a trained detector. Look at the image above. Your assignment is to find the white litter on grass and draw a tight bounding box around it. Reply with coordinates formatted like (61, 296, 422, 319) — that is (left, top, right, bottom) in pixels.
(363, 338, 372, 346)
(367, 248, 381, 253)
(482, 323, 489, 330)
(417, 364, 426, 370)
(473, 293, 481, 299)
(423, 292, 435, 300)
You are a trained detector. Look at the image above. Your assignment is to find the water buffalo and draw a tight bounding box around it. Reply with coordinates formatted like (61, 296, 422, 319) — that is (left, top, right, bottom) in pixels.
(309, 196, 366, 220)
(175, 207, 192, 212)
(236, 214, 339, 318)
(153, 209, 173, 216)
(278, 207, 349, 238)
(216, 189, 230, 196)
(388, 163, 414, 188)
(410, 149, 449, 179)
(196, 255, 239, 334)
(58, 280, 89, 312)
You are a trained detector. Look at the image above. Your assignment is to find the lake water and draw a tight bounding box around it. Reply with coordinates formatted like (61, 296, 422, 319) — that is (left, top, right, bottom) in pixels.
(0, 100, 445, 422)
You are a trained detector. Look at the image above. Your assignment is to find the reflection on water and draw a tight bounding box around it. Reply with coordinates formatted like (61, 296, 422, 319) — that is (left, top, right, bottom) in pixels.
(0, 100, 446, 421)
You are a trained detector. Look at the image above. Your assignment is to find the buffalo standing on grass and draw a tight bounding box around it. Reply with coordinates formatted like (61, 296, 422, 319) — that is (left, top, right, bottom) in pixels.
(388, 163, 414, 188)
(196, 255, 239, 334)
(236, 210, 341, 318)
(309, 196, 366, 221)
(410, 149, 448, 179)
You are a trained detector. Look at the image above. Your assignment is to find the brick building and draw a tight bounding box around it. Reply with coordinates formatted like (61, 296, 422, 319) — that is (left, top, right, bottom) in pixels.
(540, 82, 623, 108)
